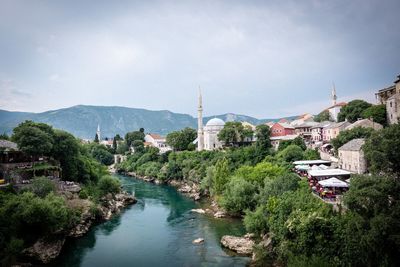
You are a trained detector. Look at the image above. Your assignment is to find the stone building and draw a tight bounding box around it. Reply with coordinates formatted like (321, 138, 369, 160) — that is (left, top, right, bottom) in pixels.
(375, 74, 400, 124)
(338, 138, 367, 174)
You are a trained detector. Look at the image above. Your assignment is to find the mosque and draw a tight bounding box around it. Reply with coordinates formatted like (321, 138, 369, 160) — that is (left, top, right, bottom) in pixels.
(196, 90, 225, 151)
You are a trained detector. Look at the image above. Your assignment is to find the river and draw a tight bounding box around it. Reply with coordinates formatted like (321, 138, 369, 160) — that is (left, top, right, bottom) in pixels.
(52, 174, 251, 267)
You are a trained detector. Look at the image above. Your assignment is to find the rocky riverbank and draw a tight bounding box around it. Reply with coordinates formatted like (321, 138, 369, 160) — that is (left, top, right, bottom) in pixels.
(21, 190, 137, 264)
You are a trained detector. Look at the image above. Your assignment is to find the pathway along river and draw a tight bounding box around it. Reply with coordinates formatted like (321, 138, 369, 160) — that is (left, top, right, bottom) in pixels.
(52, 174, 251, 267)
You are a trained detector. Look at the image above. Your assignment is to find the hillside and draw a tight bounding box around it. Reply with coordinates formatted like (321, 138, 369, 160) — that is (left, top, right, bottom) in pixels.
(0, 105, 297, 139)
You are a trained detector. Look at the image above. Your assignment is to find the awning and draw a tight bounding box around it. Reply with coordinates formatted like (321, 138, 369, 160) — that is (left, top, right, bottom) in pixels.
(318, 177, 349, 188)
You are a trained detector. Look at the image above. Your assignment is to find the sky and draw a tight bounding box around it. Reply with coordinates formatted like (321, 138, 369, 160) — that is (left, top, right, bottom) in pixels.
(0, 0, 399, 118)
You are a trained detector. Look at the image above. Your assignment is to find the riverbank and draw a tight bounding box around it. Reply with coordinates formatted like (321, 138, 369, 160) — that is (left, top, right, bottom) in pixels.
(20, 188, 136, 265)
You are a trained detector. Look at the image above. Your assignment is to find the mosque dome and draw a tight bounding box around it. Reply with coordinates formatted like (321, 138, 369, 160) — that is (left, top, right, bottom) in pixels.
(206, 118, 225, 127)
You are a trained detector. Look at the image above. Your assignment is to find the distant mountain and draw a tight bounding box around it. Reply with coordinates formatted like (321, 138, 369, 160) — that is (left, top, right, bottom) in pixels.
(0, 105, 298, 139)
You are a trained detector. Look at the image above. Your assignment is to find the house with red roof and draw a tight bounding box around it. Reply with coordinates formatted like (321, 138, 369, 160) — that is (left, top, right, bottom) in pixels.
(270, 122, 296, 137)
(144, 133, 172, 153)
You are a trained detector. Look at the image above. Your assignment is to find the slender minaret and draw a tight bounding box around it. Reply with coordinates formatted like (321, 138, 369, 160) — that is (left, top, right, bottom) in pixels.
(97, 124, 101, 141)
(332, 82, 337, 106)
(197, 88, 204, 151)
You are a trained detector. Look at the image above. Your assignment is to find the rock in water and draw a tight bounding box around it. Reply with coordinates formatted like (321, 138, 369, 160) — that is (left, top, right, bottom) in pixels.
(220, 235, 255, 255)
(23, 236, 66, 264)
(193, 238, 204, 244)
(191, 208, 206, 214)
(214, 211, 226, 218)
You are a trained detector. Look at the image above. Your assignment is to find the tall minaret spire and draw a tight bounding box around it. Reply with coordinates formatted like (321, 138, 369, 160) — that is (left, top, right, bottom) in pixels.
(197, 87, 204, 151)
(97, 124, 101, 141)
(332, 82, 337, 106)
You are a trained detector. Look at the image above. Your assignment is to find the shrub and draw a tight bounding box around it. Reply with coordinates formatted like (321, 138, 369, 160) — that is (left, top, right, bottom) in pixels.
(30, 176, 56, 198)
(97, 176, 121, 195)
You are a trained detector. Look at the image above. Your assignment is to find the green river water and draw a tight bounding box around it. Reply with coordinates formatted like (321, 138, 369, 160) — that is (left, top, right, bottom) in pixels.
(51, 174, 251, 267)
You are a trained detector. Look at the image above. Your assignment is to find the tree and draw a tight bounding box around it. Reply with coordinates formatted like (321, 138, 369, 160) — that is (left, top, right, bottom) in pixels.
(362, 104, 387, 126)
(90, 145, 114, 165)
(30, 177, 56, 198)
(94, 133, 99, 143)
(52, 130, 80, 180)
(342, 175, 400, 266)
(277, 144, 304, 163)
(314, 110, 331, 122)
(97, 175, 121, 195)
(331, 127, 374, 152)
(338, 100, 372, 123)
(221, 176, 257, 215)
(0, 133, 9, 140)
(166, 127, 197, 151)
(363, 124, 400, 177)
(218, 122, 253, 147)
(112, 138, 117, 152)
(125, 130, 145, 147)
(12, 123, 53, 157)
(213, 158, 230, 194)
(303, 149, 320, 160)
(255, 124, 271, 151)
(132, 140, 145, 154)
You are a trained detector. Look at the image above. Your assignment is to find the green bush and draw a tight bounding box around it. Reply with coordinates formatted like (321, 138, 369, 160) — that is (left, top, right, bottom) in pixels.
(97, 176, 121, 195)
(79, 189, 89, 199)
(30, 176, 56, 198)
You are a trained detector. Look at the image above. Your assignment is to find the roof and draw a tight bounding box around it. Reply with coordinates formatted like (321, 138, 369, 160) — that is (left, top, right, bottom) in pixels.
(375, 85, 396, 95)
(294, 121, 319, 128)
(346, 118, 383, 130)
(293, 160, 331, 165)
(326, 102, 347, 110)
(338, 138, 365, 151)
(308, 168, 351, 177)
(325, 121, 350, 130)
(0, 140, 18, 150)
(206, 118, 225, 127)
(147, 133, 164, 140)
(318, 177, 349, 188)
(270, 134, 299, 141)
(311, 121, 333, 129)
(274, 122, 295, 129)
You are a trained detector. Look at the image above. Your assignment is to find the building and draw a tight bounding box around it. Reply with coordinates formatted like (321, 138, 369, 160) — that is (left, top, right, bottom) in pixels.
(311, 121, 333, 143)
(96, 124, 101, 141)
(375, 74, 400, 124)
(270, 122, 296, 137)
(294, 121, 319, 142)
(338, 138, 367, 174)
(323, 121, 351, 142)
(290, 113, 314, 126)
(327, 85, 347, 122)
(196, 90, 225, 151)
(203, 118, 225, 150)
(345, 118, 383, 131)
(270, 134, 298, 150)
(144, 134, 172, 153)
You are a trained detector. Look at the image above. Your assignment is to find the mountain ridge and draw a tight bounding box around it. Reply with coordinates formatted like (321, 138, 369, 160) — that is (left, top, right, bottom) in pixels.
(0, 105, 298, 139)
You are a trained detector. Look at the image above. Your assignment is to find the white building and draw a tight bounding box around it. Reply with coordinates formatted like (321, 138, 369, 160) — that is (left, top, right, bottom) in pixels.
(144, 134, 172, 153)
(203, 118, 225, 150)
(327, 85, 347, 122)
(197, 90, 226, 151)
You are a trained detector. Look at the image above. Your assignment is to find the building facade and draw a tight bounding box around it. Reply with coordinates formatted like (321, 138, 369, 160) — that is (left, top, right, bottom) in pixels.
(338, 138, 367, 174)
(375, 74, 400, 125)
(345, 118, 383, 131)
(144, 134, 172, 153)
(270, 122, 295, 137)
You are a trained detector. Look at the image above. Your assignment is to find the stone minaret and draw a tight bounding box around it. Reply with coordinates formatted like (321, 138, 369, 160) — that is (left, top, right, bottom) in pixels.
(97, 124, 101, 141)
(332, 83, 337, 106)
(197, 88, 204, 151)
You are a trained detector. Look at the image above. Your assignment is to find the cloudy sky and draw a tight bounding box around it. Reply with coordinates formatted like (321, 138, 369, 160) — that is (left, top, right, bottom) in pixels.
(0, 0, 399, 118)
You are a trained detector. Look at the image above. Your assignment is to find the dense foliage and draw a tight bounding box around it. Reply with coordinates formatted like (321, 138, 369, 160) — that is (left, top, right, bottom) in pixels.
(166, 127, 197, 151)
(313, 110, 331, 122)
(338, 99, 372, 123)
(331, 126, 374, 152)
(363, 124, 400, 177)
(362, 104, 387, 126)
(217, 122, 254, 147)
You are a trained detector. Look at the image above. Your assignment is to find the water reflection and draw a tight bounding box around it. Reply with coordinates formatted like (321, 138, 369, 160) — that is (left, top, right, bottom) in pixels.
(52, 175, 250, 267)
